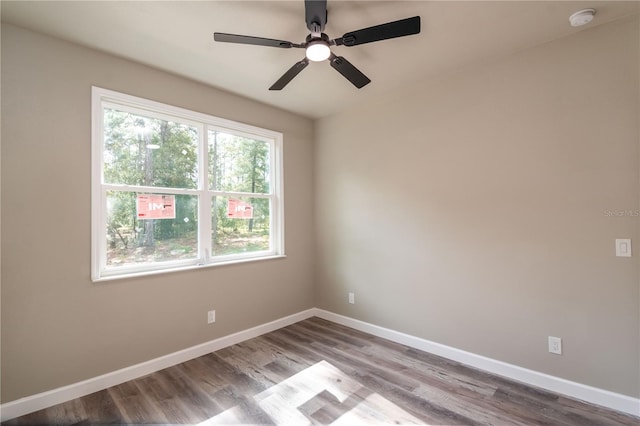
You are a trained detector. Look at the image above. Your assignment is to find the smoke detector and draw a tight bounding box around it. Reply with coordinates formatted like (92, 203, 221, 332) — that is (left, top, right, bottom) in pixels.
(569, 9, 596, 27)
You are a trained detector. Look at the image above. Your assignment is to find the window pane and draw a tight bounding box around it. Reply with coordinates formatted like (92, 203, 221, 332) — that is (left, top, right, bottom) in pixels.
(104, 109, 198, 188)
(211, 196, 270, 256)
(208, 131, 270, 193)
(106, 191, 199, 267)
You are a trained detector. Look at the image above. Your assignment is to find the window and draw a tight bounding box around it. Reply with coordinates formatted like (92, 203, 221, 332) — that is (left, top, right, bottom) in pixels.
(92, 87, 284, 280)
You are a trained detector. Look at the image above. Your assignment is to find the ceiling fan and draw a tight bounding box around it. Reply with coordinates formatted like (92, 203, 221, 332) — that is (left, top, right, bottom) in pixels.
(213, 0, 420, 90)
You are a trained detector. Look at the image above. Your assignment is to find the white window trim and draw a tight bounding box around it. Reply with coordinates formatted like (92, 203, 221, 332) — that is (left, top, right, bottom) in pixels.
(91, 86, 285, 281)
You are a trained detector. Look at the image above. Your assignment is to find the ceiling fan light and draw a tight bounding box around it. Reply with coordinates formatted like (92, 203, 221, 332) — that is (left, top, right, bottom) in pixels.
(306, 41, 331, 62)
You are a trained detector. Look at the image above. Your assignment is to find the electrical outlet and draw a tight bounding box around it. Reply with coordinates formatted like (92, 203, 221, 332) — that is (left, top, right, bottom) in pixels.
(207, 310, 216, 324)
(548, 336, 562, 355)
(348, 292, 355, 304)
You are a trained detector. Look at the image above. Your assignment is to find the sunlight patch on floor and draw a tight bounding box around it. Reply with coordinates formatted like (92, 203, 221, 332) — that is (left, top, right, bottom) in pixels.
(197, 360, 425, 425)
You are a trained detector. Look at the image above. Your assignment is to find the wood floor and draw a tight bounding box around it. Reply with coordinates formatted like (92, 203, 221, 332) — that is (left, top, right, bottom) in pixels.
(4, 317, 638, 425)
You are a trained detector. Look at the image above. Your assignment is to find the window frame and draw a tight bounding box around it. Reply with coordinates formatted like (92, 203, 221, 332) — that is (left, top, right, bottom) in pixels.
(91, 87, 285, 281)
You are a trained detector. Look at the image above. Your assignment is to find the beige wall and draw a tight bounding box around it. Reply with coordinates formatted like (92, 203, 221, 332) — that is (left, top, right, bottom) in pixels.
(315, 17, 640, 397)
(2, 14, 639, 406)
(1, 24, 315, 402)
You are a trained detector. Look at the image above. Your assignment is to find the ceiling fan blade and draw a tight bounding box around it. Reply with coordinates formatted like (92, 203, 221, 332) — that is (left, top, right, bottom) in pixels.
(214, 33, 301, 48)
(305, 0, 327, 33)
(329, 54, 371, 89)
(334, 16, 420, 47)
(269, 58, 310, 90)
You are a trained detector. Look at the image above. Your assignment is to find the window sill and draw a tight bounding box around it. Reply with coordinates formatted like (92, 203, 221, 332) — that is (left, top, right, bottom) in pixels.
(93, 254, 287, 283)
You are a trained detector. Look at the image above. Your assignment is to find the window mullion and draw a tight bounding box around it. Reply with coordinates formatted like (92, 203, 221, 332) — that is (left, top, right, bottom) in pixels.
(200, 125, 212, 263)
(102, 184, 200, 195)
(210, 190, 272, 199)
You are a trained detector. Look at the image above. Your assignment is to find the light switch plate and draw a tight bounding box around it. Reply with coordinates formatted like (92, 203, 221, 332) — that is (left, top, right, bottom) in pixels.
(616, 239, 631, 257)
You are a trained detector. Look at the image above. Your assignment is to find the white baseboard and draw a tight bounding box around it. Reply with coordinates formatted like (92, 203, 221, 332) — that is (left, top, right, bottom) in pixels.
(2, 307, 638, 421)
(314, 309, 640, 417)
(0, 308, 316, 422)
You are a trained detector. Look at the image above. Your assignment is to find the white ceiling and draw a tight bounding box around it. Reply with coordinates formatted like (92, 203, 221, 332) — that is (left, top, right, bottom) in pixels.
(2, 1, 638, 119)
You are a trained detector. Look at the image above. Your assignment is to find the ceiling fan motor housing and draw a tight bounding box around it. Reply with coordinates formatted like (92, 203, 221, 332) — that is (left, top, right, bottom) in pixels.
(305, 0, 328, 33)
(305, 33, 330, 44)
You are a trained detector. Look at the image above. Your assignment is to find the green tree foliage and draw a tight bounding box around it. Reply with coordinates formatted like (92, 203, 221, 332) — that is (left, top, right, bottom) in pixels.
(104, 109, 198, 188)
